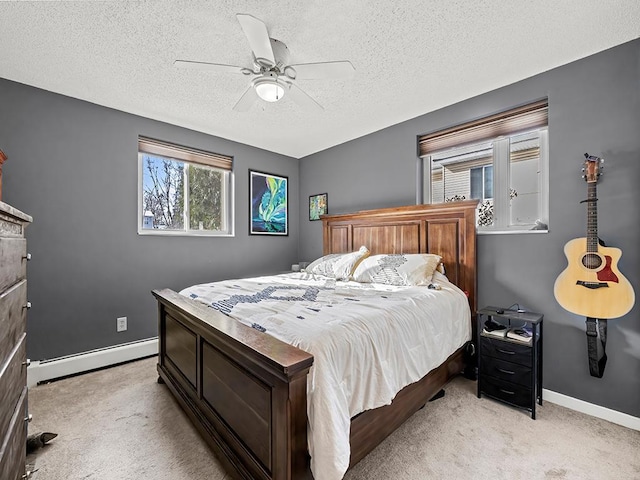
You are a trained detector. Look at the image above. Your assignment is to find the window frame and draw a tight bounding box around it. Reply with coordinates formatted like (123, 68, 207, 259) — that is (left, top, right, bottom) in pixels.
(417, 100, 549, 234)
(421, 128, 548, 233)
(137, 137, 235, 237)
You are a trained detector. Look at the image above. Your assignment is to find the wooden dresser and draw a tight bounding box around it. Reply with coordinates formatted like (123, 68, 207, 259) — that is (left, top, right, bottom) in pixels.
(0, 201, 32, 480)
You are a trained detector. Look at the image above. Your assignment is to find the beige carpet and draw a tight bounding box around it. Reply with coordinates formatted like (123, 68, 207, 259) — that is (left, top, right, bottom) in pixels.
(26, 357, 640, 480)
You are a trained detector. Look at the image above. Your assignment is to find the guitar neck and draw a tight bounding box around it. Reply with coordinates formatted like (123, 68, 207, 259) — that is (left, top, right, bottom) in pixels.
(586, 181, 598, 252)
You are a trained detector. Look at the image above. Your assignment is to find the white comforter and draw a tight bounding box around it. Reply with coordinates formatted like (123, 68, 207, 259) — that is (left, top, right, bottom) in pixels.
(181, 271, 471, 480)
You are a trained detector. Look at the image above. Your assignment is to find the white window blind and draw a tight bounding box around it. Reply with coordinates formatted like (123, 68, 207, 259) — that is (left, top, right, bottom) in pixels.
(138, 136, 233, 171)
(418, 100, 548, 157)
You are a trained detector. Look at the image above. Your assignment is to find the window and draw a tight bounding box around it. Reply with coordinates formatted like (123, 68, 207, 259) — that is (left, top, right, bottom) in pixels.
(470, 165, 493, 201)
(138, 137, 234, 236)
(419, 100, 548, 232)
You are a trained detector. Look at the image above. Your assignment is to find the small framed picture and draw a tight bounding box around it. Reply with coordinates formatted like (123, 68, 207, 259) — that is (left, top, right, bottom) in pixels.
(249, 170, 288, 235)
(309, 193, 328, 221)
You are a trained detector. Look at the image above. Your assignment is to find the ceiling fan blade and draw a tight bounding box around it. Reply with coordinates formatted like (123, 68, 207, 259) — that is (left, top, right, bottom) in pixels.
(174, 60, 251, 75)
(232, 86, 259, 112)
(287, 83, 323, 111)
(236, 14, 275, 66)
(287, 61, 355, 80)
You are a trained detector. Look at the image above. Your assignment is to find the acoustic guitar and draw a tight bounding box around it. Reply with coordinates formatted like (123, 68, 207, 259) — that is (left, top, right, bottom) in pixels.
(553, 154, 635, 319)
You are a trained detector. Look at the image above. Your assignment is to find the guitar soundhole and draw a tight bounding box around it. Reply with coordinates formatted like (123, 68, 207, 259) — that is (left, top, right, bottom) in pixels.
(582, 253, 602, 270)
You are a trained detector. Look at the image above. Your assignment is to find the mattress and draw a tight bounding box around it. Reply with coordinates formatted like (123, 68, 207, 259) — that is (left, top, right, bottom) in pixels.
(181, 270, 471, 480)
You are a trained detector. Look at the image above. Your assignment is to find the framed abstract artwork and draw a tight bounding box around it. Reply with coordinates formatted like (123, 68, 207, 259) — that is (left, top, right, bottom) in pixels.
(249, 170, 288, 235)
(309, 193, 328, 221)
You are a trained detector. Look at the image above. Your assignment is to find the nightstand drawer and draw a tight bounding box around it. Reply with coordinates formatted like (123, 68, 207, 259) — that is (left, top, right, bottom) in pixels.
(482, 375, 532, 409)
(480, 337, 532, 366)
(480, 356, 532, 386)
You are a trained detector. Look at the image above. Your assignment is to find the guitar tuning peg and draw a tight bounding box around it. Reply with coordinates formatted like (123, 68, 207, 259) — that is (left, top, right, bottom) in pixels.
(581, 175, 586, 179)
(581, 168, 585, 172)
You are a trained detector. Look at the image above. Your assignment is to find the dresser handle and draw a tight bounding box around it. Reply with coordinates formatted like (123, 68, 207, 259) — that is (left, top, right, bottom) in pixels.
(496, 348, 515, 355)
(22, 359, 31, 367)
(497, 367, 515, 375)
(24, 413, 33, 423)
(23, 253, 32, 261)
(499, 388, 515, 395)
(24, 302, 32, 310)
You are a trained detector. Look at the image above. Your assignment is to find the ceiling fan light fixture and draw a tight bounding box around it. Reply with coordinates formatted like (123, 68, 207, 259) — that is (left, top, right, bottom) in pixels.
(176, 14, 351, 112)
(254, 78, 285, 102)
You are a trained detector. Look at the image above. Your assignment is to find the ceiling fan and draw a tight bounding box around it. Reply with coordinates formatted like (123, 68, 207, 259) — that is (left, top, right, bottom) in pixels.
(174, 13, 355, 112)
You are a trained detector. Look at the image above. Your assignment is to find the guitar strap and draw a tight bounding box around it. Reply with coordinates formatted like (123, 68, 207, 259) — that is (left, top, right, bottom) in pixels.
(585, 317, 607, 378)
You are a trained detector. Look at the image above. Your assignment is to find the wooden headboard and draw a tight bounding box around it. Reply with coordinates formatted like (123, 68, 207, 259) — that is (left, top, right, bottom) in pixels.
(321, 200, 478, 313)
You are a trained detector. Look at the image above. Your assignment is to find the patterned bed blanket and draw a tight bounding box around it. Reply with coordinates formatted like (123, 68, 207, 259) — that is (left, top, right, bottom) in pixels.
(181, 271, 471, 480)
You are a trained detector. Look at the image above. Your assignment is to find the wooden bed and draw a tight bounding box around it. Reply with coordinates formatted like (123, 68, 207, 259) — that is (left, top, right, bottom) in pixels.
(153, 201, 478, 480)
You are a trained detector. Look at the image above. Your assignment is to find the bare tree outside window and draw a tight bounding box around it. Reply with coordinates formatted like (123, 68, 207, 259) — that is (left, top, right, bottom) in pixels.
(141, 154, 227, 233)
(142, 155, 184, 229)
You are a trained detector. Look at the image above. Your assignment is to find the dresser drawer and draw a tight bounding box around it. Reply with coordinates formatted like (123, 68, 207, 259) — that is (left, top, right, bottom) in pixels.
(0, 281, 27, 368)
(0, 387, 27, 480)
(0, 334, 27, 444)
(0, 238, 27, 293)
(481, 375, 532, 409)
(480, 355, 532, 387)
(480, 336, 532, 366)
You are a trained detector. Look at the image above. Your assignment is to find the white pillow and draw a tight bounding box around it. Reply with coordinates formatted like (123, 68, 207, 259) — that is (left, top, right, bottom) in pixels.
(305, 246, 370, 280)
(352, 253, 442, 286)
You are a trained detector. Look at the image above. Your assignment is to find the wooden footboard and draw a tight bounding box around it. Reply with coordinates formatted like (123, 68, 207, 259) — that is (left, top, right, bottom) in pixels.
(153, 289, 314, 480)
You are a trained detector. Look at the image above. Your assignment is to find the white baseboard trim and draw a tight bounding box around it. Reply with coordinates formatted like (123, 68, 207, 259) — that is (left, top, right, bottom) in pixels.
(27, 337, 158, 387)
(543, 388, 640, 431)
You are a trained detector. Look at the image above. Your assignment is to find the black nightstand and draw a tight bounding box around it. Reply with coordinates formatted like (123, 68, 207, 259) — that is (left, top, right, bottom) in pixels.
(477, 307, 543, 419)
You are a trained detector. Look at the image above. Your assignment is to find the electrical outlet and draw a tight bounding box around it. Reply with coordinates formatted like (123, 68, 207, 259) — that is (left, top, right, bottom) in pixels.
(117, 317, 127, 332)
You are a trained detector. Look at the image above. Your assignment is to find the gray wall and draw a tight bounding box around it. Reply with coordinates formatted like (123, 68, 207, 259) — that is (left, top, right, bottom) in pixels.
(299, 39, 640, 417)
(0, 79, 299, 361)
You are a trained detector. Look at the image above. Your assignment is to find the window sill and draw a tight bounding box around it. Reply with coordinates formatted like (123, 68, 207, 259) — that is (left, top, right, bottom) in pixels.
(138, 229, 234, 237)
(478, 228, 548, 235)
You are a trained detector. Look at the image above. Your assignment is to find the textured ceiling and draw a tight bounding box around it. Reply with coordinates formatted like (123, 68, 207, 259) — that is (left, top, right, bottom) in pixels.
(1, 1, 639, 158)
